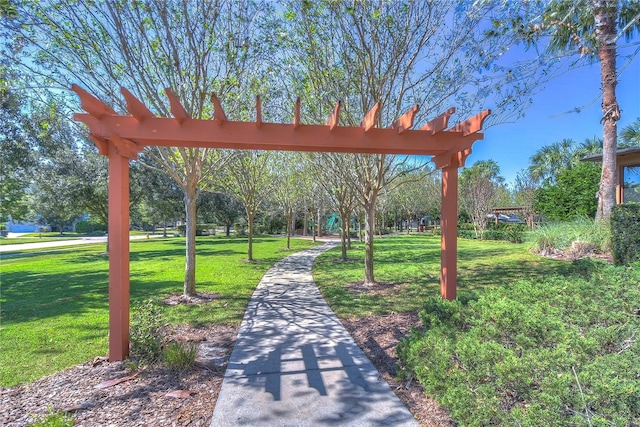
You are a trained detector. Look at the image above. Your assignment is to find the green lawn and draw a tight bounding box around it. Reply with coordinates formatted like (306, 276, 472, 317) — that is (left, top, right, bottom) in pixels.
(313, 234, 568, 318)
(0, 236, 318, 387)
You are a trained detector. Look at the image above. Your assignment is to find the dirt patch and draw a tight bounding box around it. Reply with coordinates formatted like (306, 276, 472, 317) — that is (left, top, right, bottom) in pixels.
(539, 248, 613, 263)
(340, 312, 454, 427)
(162, 291, 220, 306)
(1, 324, 237, 427)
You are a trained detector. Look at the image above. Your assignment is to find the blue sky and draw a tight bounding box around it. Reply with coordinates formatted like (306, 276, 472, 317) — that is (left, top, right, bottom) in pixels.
(466, 51, 640, 186)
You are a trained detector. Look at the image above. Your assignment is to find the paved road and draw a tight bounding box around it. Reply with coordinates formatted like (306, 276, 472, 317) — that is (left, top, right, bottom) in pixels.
(0, 235, 158, 253)
(210, 242, 418, 427)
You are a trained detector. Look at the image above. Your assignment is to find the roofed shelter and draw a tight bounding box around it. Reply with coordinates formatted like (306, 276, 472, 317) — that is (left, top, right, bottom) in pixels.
(72, 85, 490, 361)
(582, 147, 640, 204)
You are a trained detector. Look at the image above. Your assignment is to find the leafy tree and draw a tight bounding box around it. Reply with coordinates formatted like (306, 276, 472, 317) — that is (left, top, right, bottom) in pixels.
(5, 0, 274, 296)
(271, 152, 308, 250)
(535, 161, 601, 220)
(513, 169, 540, 228)
(459, 160, 506, 238)
(529, 138, 577, 185)
(223, 151, 273, 261)
(208, 192, 244, 237)
(138, 159, 184, 237)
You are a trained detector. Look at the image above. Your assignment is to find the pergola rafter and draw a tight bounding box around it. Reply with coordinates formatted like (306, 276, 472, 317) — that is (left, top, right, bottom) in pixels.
(71, 84, 490, 361)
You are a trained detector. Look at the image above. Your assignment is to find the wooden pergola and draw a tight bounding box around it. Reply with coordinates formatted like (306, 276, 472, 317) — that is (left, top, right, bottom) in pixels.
(72, 85, 490, 361)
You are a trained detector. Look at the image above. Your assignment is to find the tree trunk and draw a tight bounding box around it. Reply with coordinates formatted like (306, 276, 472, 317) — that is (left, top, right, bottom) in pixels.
(364, 199, 376, 285)
(339, 210, 349, 261)
(594, 0, 619, 221)
(183, 184, 198, 297)
(317, 209, 322, 238)
(225, 224, 230, 237)
(163, 220, 167, 238)
(247, 213, 254, 261)
(286, 211, 292, 250)
(303, 211, 308, 236)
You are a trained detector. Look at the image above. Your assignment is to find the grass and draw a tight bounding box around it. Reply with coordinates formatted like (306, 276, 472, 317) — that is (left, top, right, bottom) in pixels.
(530, 217, 612, 253)
(313, 234, 569, 318)
(0, 236, 318, 387)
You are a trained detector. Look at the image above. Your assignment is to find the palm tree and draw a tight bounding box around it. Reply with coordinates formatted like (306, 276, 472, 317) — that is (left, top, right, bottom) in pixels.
(542, 0, 640, 220)
(620, 118, 640, 146)
(529, 138, 576, 184)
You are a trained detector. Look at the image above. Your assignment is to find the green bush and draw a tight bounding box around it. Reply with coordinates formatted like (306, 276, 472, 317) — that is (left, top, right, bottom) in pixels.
(176, 224, 213, 236)
(531, 217, 611, 254)
(129, 299, 165, 363)
(611, 203, 640, 266)
(163, 341, 197, 371)
(398, 260, 640, 426)
(75, 220, 106, 234)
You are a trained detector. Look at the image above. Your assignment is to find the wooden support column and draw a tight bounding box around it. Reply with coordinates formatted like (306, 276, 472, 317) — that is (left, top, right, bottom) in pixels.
(108, 143, 131, 361)
(440, 164, 458, 301)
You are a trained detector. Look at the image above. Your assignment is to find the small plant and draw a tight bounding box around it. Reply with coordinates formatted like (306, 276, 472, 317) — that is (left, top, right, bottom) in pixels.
(129, 299, 165, 363)
(531, 217, 611, 255)
(29, 408, 74, 427)
(163, 341, 198, 371)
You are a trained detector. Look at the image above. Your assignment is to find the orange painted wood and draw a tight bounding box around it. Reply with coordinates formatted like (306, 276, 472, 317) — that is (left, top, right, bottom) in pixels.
(108, 145, 131, 361)
(326, 101, 341, 131)
(360, 102, 380, 132)
(71, 84, 117, 118)
(440, 164, 458, 301)
(420, 107, 455, 134)
(448, 109, 491, 136)
(293, 97, 301, 128)
(165, 88, 190, 123)
(391, 104, 419, 133)
(211, 93, 227, 124)
(255, 95, 262, 128)
(121, 88, 155, 122)
(74, 114, 483, 156)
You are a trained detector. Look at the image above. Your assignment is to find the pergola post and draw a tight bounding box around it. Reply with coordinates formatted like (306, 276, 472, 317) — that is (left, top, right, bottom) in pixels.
(108, 144, 131, 361)
(440, 164, 458, 301)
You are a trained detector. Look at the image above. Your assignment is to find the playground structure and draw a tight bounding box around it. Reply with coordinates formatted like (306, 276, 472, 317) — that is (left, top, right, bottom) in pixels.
(72, 84, 489, 361)
(325, 214, 359, 234)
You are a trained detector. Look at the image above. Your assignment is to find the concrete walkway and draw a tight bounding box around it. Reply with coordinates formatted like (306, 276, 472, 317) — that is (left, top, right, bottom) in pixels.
(210, 242, 418, 427)
(0, 235, 158, 253)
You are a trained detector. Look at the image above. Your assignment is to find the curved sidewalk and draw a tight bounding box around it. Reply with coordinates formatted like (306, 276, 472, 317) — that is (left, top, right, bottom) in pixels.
(210, 242, 418, 426)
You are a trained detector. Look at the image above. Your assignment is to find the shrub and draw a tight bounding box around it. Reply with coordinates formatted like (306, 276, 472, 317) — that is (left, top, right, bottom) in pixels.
(530, 217, 611, 255)
(611, 203, 640, 266)
(75, 220, 106, 234)
(398, 261, 640, 426)
(129, 299, 165, 363)
(163, 341, 197, 371)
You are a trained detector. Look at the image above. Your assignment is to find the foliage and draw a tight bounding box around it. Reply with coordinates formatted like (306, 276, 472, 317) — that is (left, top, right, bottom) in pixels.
(398, 261, 640, 426)
(162, 341, 197, 372)
(459, 160, 506, 239)
(129, 299, 165, 364)
(535, 162, 601, 220)
(0, 236, 318, 387)
(28, 408, 74, 427)
(74, 220, 107, 235)
(483, 223, 526, 244)
(611, 203, 640, 266)
(530, 217, 611, 255)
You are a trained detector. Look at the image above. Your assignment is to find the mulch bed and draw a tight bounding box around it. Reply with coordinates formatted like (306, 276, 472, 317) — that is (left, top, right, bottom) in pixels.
(2, 307, 452, 426)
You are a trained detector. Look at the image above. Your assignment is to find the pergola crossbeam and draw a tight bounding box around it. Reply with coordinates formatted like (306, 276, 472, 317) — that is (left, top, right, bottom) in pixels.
(121, 88, 155, 122)
(256, 95, 262, 128)
(165, 88, 190, 123)
(420, 107, 455, 134)
(360, 102, 379, 132)
(448, 109, 491, 136)
(211, 93, 227, 125)
(326, 101, 341, 131)
(391, 104, 419, 134)
(293, 97, 301, 129)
